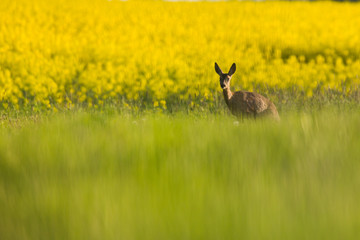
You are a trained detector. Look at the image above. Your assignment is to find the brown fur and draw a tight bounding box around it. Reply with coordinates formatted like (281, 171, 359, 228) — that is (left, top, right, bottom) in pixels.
(215, 62, 280, 120)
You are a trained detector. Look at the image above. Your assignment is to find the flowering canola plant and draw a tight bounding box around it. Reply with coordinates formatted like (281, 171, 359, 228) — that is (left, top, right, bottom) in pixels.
(1, 0, 360, 109)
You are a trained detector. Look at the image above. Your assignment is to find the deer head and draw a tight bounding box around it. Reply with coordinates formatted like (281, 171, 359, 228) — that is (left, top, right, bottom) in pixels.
(215, 62, 236, 89)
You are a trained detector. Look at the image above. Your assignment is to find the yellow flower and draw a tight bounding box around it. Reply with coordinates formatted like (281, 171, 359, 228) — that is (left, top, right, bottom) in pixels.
(160, 100, 167, 109)
(0, 1, 359, 109)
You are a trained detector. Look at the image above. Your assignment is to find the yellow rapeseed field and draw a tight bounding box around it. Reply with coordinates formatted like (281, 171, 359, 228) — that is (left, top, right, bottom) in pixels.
(0, 0, 360, 110)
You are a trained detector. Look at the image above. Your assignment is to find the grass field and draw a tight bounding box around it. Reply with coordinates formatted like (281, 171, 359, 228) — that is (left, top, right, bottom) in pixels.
(1, 109, 360, 239)
(1, 0, 360, 239)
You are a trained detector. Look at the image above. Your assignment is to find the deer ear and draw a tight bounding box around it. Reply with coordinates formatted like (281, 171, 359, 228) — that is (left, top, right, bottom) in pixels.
(215, 62, 223, 75)
(228, 63, 236, 76)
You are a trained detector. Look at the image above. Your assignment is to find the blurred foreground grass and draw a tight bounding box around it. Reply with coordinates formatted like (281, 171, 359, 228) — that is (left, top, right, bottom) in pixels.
(1, 110, 360, 239)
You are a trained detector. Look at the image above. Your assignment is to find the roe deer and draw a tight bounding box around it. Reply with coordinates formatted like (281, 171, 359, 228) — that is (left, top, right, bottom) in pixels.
(215, 62, 280, 120)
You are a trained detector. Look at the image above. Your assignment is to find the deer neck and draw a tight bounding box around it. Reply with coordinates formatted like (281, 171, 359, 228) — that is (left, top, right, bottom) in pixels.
(222, 87, 233, 106)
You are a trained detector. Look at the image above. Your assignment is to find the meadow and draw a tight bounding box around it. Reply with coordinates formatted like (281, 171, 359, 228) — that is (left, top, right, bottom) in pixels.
(1, 109, 360, 240)
(1, 0, 360, 239)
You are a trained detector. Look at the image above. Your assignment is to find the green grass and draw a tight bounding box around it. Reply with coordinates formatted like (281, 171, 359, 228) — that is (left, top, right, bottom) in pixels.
(1, 109, 360, 239)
